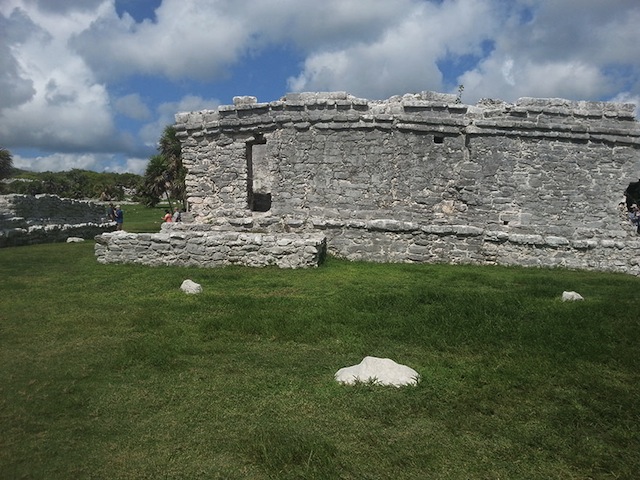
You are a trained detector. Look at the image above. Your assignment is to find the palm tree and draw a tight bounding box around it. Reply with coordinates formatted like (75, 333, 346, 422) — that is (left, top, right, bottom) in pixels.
(158, 126, 185, 208)
(141, 154, 172, 208)
(0, 147, 14, 182)
(140, 126, 186, 209)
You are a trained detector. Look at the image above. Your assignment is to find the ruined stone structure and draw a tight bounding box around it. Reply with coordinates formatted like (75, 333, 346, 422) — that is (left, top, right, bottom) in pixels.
(95, 229, 326, 268)
(96, 91, 640, 274)
(1, 194, 114, 247)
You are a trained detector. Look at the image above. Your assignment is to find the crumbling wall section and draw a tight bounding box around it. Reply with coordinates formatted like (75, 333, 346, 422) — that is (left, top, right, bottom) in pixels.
(98, 91, 640, 272)
(1, 194, 114, 247)
(95, 228, 326, 268)
(176, 93, 639, 232)
(168, 91, 640, 273)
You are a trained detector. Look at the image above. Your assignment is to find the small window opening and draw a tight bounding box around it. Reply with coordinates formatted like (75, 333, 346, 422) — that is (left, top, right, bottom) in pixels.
(252, 193, 272, 212)
(433, 135, 444, 144)
(503, 220, 509, 226)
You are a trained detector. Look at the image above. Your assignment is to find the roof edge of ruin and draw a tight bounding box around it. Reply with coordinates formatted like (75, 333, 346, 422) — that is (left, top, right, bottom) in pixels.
(174, 91, 639, 131)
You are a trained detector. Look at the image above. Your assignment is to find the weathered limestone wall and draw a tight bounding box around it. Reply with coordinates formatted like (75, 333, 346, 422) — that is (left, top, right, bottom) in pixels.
(165, 91, 640, 273)
(176, 92, 638, 228)
(1, 194, 114, 247)
(95, 227, 326, 268)
(95, 91, 640, 272)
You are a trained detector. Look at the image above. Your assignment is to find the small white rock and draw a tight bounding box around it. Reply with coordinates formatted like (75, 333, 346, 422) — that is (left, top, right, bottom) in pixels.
(180, 279, 202, 294)
(562, 291, 584, 302)
(66, 237, 85, 243)
(335, 356, 420, 387)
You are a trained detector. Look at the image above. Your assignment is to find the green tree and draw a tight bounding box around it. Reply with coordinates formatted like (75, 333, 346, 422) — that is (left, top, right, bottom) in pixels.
(93, 181, 124, 201)
(158, 125, 186, 208)
(64, 169, 90, 198)
(140, 154, 172, 208)
(140, 125, 185, 209)
(2, 166, 141, 199)
(40, 172, 69, 196)
(0, 148, 14, 191)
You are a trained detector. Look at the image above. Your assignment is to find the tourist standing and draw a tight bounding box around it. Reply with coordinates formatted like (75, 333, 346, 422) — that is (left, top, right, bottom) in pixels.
(163, 210, 172, 222)
(114, 205, 124, 230)
(107, 203, 115, 222)
(172, 207, 182, 222)
(629, 205, 640, 234)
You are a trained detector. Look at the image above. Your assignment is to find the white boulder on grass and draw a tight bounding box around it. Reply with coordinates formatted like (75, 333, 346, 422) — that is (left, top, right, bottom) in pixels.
(180, 279, 202, 294)
(335, 356, 420, 387)
(66, 237, 85, 243)
(562, 291, 584, 302)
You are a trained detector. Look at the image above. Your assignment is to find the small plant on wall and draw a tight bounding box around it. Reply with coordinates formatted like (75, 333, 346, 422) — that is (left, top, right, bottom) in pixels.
(455, 84, 464, 104)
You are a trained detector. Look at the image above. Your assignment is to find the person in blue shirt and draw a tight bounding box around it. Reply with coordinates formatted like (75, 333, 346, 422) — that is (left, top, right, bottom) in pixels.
(114, 205, 124, 230)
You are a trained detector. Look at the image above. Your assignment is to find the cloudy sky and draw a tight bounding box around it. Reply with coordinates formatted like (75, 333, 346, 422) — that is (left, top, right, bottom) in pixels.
(1, 0, 639, 174)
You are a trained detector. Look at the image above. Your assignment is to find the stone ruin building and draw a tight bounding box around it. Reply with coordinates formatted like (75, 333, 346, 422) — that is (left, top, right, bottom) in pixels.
(1, 194, 114, 247)
(95, 91, 640, 275)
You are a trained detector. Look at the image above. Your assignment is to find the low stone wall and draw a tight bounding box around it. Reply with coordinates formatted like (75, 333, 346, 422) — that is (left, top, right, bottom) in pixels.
(94, 228, 327, 268)
(0, 194, 108, 224)
(0, 194, 115, 247)
(2, 223, 115, 248)
(155, 214, 640, 274)
(322, 222, 640, 275)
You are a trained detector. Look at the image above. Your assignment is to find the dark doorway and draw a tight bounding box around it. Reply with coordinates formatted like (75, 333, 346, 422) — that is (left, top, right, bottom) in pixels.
(246, 135, 271, 212)
(624, 179, 640, 210)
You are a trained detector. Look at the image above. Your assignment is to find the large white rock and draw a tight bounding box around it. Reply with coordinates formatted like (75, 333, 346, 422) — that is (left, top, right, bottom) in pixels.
(180, 279, 202, 294)
(335, 356, 420, 387)
(562, 291, 584, 302)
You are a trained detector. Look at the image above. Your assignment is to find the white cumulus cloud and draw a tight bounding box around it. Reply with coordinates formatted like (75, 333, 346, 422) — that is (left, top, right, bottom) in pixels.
(1, 0, 638, 173)
(115, 93, 152, 121)
(0, 0, 124, 153)
(139, 95, 220, 149)
(288, 0, 501, 99)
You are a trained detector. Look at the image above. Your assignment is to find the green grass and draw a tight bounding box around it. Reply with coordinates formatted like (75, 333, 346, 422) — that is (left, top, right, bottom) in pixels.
(119, 203, 170, 233)
(1, 209, 639, 478)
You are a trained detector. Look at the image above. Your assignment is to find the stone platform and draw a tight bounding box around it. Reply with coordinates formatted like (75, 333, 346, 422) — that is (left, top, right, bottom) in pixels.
(95, 228, 326, 268)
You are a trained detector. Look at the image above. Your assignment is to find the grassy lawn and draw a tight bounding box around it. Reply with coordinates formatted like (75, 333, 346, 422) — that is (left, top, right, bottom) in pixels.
(1, 206, 639, 479)
(118, 203, 171, 233)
